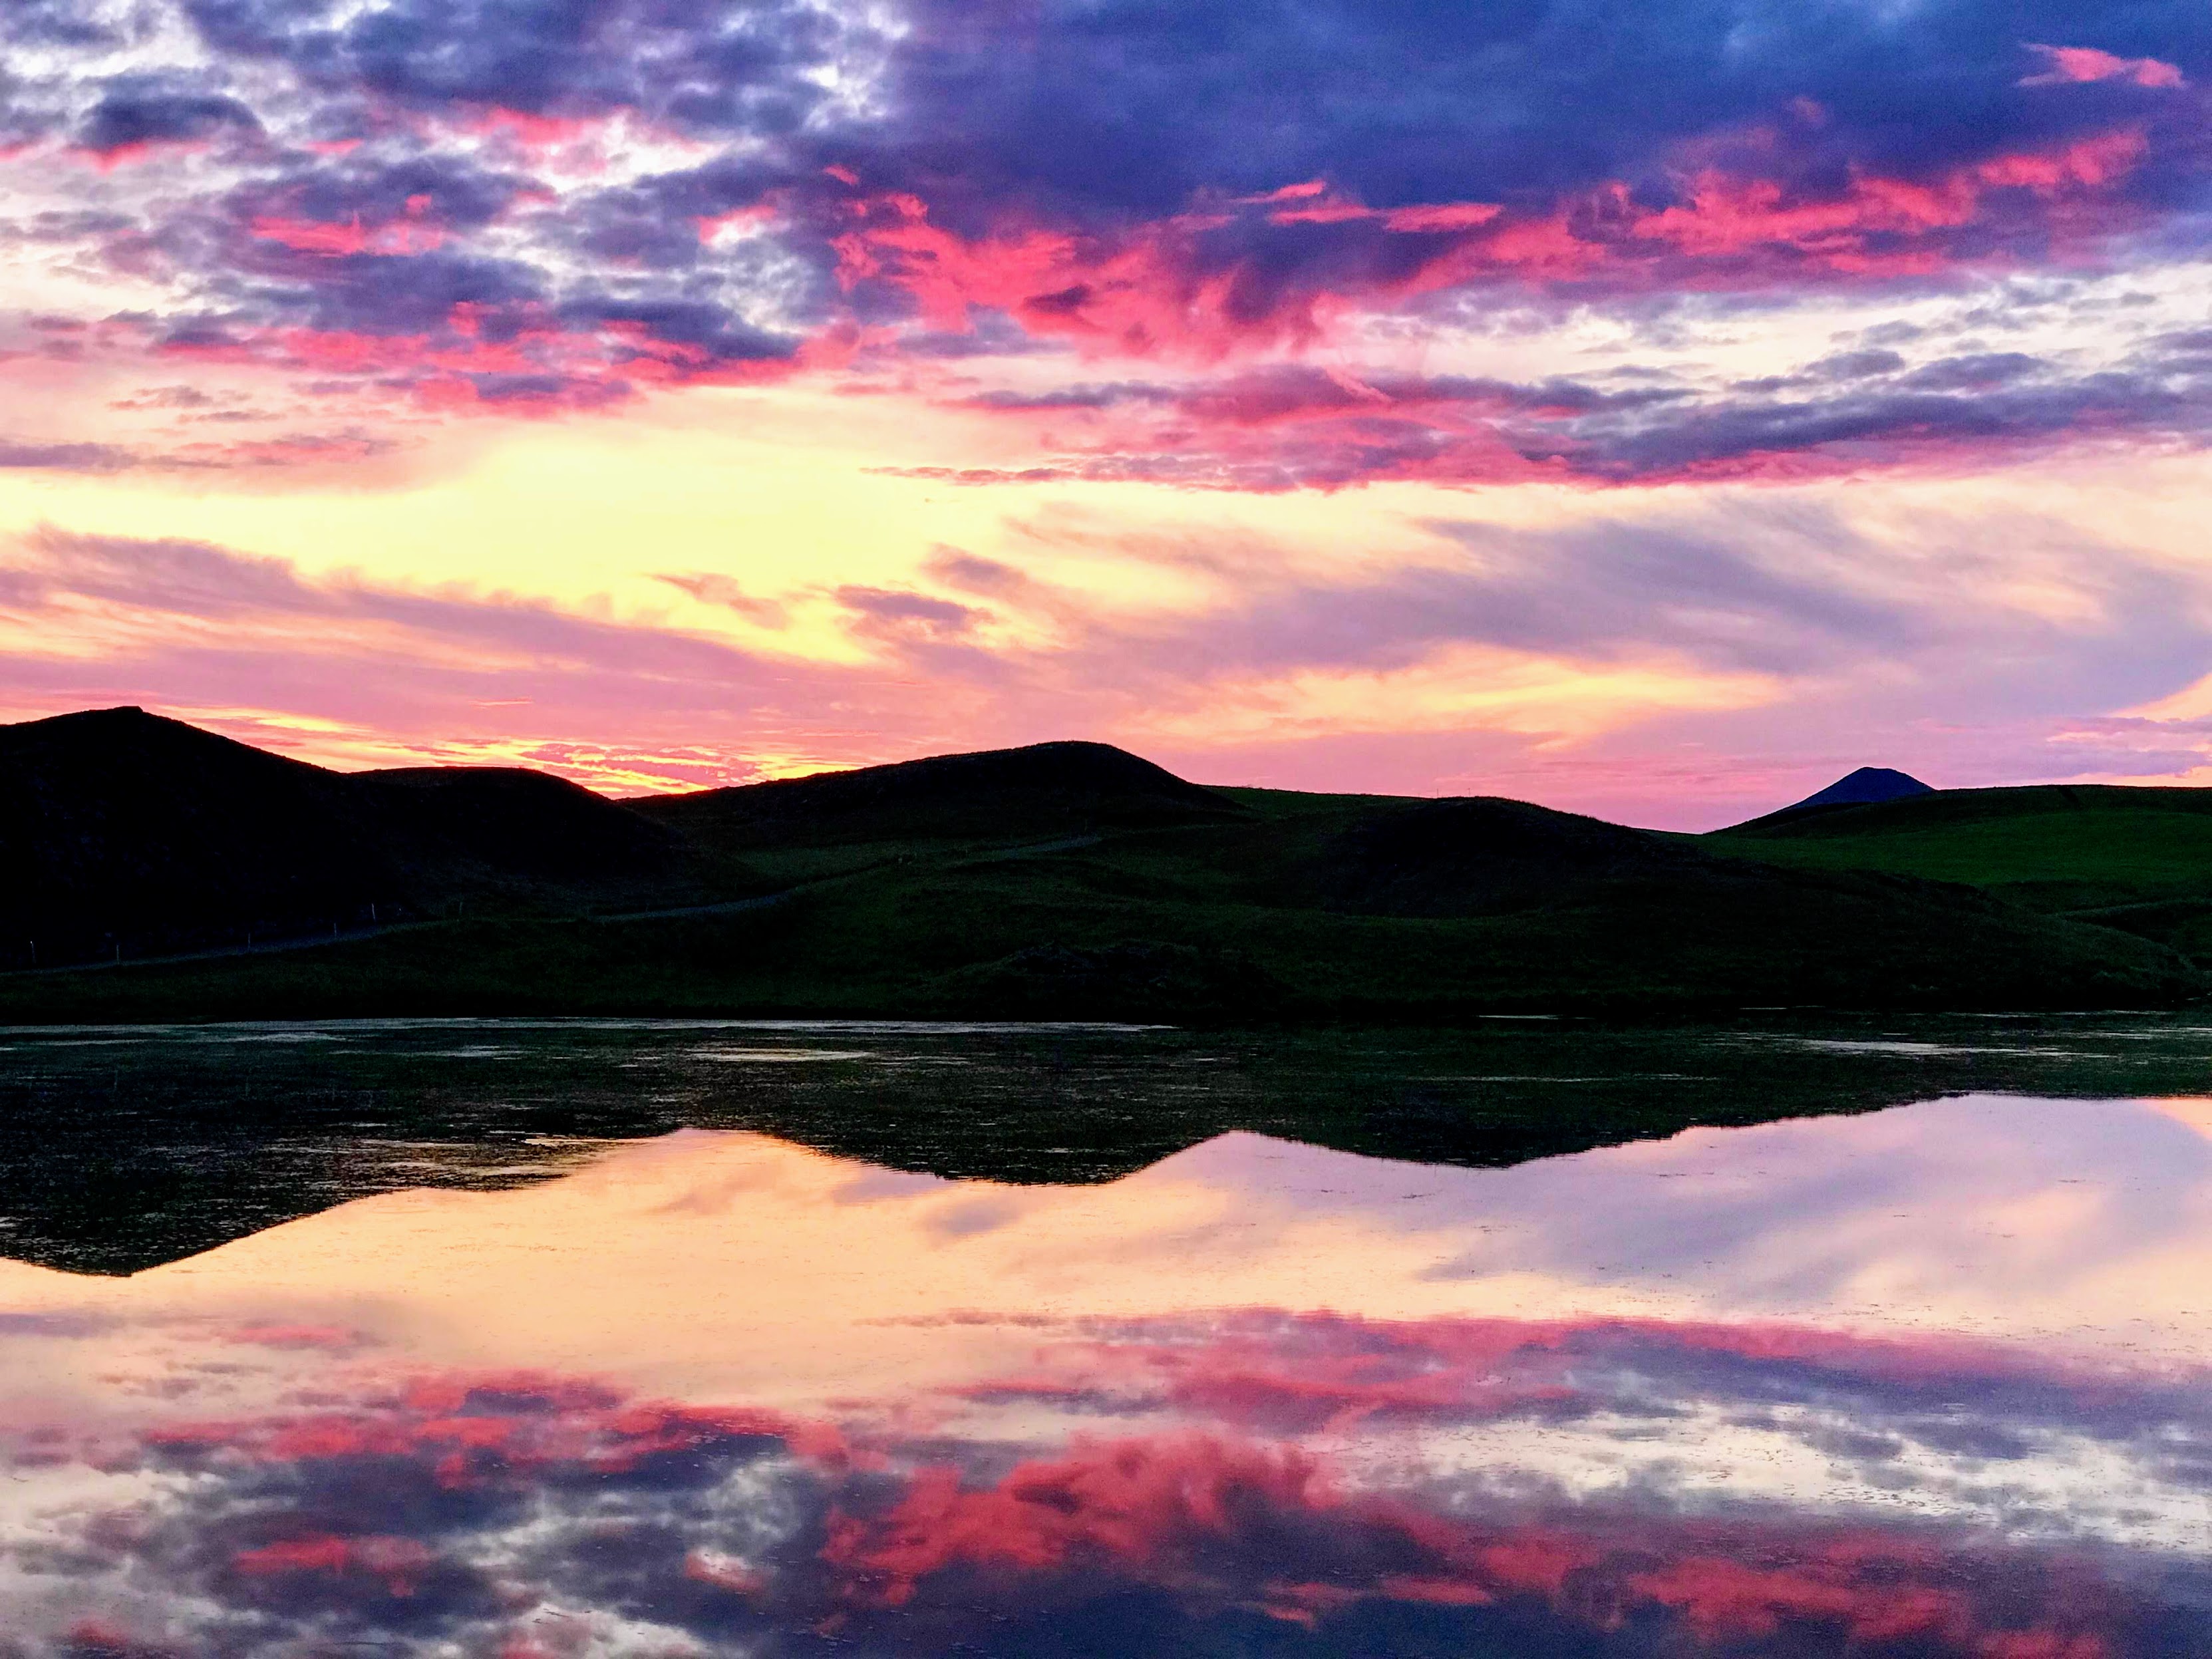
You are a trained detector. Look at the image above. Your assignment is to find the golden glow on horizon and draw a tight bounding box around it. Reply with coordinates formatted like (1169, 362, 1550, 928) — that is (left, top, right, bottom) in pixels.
(5, 352, 2212, 806)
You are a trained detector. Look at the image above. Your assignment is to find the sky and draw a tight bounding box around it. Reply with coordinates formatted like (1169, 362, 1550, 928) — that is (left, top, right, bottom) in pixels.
(1, 3, 2210, 824)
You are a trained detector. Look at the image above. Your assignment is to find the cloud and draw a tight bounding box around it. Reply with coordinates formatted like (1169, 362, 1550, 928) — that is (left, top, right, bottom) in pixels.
(657, 571, 790, 628)
(820, 126, 2161, 362)
(2024, 45, 2189, 90)
(0, 0, 2203, 440)
(902, 325, 2212, 491)
(0, 526, 981, 791)
(836, 584, 983, 635)
(74, 82, 264, 164)
(0, 440, 134, 472)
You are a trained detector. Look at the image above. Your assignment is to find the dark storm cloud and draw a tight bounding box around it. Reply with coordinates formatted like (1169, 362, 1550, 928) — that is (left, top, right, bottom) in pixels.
(143, 0, 2210, 222)
(224, 152, 531, 239)
(177, 0, 864, 129)
(76, 83, 264, 158)
(869, 0, 2208, 220)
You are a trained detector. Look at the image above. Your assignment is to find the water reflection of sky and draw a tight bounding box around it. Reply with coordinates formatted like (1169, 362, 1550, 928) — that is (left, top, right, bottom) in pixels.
(7, 1095, 2212, 1654)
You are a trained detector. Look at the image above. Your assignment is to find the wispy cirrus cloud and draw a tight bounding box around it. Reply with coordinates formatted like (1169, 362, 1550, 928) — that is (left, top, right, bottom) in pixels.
(881, 319, 2212, 492)
(0, 526, 953, 789)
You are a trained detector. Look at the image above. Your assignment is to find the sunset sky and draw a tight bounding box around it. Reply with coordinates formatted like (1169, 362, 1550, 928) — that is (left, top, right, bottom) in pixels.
(2, 1, 2209, 825)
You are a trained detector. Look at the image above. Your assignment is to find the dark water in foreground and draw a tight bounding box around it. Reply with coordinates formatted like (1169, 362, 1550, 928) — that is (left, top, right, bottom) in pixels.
(6, 1017, 2212, 1654)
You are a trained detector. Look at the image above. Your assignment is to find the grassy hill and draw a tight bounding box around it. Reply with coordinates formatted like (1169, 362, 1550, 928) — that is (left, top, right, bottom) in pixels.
(1707, 785, 2212, 960)
(0, 706, 698, 965)
(0, 716, 2195, 1020)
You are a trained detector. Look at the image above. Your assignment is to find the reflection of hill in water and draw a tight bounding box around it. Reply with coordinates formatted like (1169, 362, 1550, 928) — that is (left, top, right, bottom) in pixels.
(13, 1093, 2212, 1362)
(12, 1015, 2212, 1275)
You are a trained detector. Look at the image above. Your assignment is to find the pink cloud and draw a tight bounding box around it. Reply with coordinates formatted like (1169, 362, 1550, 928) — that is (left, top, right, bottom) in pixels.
(250, 196, 448, 257)
(833, 132, 2151, 367)
(2024, 45, 2187, 89)
(231, 1533, 435, 1595)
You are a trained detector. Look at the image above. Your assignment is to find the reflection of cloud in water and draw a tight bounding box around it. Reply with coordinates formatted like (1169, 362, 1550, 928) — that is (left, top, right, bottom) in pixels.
(5, 1325, 2211, 1655)
(1160, 1098, 2212, 1340)
(5, 1096, 2212, 1650)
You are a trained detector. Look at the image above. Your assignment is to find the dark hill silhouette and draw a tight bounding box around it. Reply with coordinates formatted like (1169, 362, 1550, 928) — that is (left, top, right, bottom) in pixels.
(0, 707, 680, 961)
(632, 739, 1244, 849)
(1791, 766, 1933, 811)
(1311, 797, 1706, 916)
(1722, 782, 2212, 841)
(1704, 782, 2212, 956)
(1291, 793, 2191, 1007)
(361, 766, 679, 883)
(0, 711, 2197, 1013)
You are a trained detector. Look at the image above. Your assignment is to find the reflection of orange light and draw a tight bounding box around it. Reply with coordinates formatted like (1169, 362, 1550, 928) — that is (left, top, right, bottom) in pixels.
(0, 1107, 2205, 1422)
(2142, 1097, 2212, 1139)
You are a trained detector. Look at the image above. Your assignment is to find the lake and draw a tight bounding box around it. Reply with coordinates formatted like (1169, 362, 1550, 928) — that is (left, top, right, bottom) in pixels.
(5, 1016, 2212, 1654)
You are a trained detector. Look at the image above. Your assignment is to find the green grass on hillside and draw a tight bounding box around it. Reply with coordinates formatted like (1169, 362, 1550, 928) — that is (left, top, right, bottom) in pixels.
(1, 778, 2195, 1022)
(1706, 785, 2212, 957)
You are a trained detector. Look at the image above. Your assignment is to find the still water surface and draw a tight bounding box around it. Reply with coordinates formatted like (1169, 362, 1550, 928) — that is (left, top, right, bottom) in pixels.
(5, 1018, 2212, 1654)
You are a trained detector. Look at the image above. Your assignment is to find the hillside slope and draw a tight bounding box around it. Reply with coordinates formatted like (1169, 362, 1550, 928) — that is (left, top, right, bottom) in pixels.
(0, 707, 687, 963)
(1708, 783, 2212, 958)
(0, 721, 2193, 1016)
(634, 740, 1243, 863)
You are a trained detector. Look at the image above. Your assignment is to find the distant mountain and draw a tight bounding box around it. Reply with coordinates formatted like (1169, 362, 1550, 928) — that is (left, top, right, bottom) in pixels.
(0, 707, 683, 962)
(1790, 766, 1935, 812)
(1726, 766, 1935, 831)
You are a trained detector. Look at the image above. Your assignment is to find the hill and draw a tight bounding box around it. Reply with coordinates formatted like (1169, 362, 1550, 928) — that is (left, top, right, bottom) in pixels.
(0, 714, 2193, 1018)
(1707, 782, 2212, 959)
(633, 740, 1243, 883)
(0, 706, 689, 964)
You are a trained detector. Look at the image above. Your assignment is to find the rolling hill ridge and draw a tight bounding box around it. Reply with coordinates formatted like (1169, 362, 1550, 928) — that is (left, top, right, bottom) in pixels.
(0, 710, 2199, 1018)
(0, 707, 689, 962)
